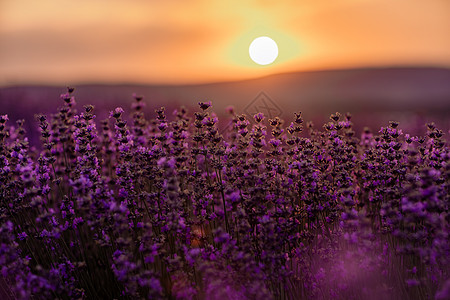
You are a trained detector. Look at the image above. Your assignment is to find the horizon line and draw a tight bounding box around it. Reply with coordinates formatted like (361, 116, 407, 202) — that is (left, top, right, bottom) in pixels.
(1, 64, 449, 89)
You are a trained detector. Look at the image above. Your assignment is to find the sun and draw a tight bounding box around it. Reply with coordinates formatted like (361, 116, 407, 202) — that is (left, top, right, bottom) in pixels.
(249, 36, 278, 65)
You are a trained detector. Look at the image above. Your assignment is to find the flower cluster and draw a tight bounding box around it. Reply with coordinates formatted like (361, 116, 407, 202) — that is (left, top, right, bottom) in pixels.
(0, 88, 448, 299)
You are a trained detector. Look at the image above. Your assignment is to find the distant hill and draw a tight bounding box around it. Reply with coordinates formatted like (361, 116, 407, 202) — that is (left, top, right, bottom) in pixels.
(1, 67, 449, 143)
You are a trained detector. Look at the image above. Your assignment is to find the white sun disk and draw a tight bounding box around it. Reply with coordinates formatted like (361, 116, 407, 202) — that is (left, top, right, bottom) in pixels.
(249, 36, 278, 65)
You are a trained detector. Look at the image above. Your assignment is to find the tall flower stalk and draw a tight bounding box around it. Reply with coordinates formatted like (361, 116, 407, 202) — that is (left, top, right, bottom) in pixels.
(0, 89, 448, 300)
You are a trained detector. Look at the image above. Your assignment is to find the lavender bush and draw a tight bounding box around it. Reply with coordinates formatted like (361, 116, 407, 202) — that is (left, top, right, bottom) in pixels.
(0, 88, 448, 300)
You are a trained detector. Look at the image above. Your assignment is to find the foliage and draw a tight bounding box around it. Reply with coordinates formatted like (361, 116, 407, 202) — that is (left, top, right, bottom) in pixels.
(0, 88, 448, 299)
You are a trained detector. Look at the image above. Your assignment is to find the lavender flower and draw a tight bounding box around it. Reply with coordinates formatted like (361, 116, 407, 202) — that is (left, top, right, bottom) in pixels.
(0, 91, 448, 300)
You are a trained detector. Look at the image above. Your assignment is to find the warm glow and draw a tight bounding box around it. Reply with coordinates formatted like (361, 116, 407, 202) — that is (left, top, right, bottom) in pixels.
(249, 37, 278, 65)
(0, 0, 449, 85)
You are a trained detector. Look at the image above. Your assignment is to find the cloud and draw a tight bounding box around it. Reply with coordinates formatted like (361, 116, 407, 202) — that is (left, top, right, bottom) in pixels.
(0, 23, 221, 65)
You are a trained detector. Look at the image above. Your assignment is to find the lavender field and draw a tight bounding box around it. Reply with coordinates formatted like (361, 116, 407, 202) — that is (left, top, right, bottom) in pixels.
(0, 88, 449, 299)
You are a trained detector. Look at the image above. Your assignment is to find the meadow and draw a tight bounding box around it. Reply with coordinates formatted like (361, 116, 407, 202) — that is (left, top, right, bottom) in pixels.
(0, 88, 448, 299)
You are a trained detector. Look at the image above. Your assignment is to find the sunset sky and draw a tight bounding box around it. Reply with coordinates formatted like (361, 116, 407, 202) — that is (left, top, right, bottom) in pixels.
(1, 0, 449, 86)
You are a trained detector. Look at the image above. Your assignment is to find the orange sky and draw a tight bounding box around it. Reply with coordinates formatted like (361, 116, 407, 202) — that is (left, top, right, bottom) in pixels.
(0, 0, 449, 86)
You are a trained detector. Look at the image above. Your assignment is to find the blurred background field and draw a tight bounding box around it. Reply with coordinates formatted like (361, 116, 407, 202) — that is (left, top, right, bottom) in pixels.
(1, 67, 449, 147)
